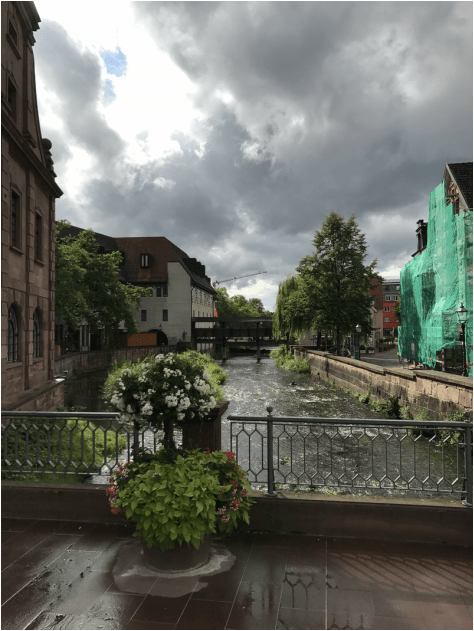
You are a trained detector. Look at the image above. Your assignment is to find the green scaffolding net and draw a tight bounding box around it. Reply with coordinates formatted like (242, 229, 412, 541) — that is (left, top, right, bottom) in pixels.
(398, 181, 473, 377)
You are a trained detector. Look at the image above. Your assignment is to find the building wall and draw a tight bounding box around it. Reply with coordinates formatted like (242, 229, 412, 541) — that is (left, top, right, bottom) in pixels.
(382, 280, 400, 336)
(1, 2, 63, 410)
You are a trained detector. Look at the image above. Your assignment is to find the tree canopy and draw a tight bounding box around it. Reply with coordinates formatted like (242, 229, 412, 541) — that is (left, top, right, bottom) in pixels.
(274, 211, 379, 352)
(55, 220, 151, 343)
(215, 288, 272, 322)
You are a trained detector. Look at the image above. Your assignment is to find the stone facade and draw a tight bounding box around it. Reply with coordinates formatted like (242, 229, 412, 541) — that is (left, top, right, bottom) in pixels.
(1, 2, 63, 410)
(294, 348, 473, 420)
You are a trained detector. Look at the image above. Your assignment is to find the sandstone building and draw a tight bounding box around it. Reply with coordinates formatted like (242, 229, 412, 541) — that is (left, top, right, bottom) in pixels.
(2, 1, 63, 409)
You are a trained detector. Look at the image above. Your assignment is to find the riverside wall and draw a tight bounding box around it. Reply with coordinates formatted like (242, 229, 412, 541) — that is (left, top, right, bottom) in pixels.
(293, 347, 473, 420)
(54, 345, 176, 377)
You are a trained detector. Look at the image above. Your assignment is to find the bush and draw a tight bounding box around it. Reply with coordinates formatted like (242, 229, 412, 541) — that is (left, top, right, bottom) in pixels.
(270, 345, 310, 373)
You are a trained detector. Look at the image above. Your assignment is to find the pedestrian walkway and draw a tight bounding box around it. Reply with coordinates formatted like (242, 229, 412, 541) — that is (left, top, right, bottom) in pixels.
(359, 347, 408, 368)
(2, 518, 472, 629)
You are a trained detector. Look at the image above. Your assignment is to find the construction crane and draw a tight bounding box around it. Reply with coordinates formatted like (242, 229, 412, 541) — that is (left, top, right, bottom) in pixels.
(212, 271, 267, 287)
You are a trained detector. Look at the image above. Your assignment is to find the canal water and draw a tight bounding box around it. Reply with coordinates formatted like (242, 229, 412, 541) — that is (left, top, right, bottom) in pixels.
(65, 353, 463, 499)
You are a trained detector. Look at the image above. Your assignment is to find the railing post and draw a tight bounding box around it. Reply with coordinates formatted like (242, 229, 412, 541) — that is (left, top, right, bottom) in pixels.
(133, 420, 140, 462)
(463, 413, 473, 507)
(265, 405, 277, 497)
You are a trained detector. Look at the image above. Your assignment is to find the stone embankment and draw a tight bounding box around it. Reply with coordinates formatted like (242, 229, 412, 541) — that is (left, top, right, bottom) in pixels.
(293, 347, 472, 420)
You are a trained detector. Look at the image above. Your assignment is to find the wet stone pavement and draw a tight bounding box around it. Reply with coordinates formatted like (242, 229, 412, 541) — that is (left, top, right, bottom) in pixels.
(1, 518, 472, 630)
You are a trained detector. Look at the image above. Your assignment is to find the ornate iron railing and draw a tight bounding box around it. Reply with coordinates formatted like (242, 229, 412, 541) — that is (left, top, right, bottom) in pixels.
(227, 414, 473, 506)
(1, 412, 165, 478)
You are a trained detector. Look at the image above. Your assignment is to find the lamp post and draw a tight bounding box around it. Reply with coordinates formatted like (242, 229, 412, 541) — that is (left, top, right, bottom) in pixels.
(354, 324, 361, 360)
(456, 303, 468, 377)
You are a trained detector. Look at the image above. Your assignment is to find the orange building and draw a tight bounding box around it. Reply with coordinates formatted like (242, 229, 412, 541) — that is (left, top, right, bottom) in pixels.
(2, 2, 63, 409)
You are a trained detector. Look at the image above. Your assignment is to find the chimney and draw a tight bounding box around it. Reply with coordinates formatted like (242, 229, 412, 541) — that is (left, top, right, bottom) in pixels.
(416, 220, 428, 252)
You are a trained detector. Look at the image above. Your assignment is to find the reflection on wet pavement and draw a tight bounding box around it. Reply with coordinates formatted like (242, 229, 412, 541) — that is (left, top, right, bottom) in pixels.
(2, 518, 472, 630)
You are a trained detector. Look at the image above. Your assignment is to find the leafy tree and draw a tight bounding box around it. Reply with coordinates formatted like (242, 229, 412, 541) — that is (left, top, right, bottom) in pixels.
(283, 211, 378, 354)
(215, 288, 272, 323)
(273, 275, 312, 342)
(55, 220, 151, 345)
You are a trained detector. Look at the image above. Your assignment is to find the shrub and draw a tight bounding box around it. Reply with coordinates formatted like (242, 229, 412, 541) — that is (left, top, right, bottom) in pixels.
(270, 345, 310, 373)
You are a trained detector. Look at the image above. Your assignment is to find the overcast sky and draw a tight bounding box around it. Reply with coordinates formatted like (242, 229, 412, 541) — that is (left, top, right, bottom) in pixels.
(34, 1, 472, 310)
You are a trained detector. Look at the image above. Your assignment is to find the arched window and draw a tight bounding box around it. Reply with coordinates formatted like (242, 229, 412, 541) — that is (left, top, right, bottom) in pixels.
(33, 309, 42, 358)
(8, 306, 19, 362)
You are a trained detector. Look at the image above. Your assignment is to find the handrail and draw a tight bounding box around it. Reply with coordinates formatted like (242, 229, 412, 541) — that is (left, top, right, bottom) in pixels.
(228, 414, 473, 506)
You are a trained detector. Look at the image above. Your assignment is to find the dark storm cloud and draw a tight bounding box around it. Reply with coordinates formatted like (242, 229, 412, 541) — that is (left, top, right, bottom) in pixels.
(34, 21, 125, 164)
(129, 0, 472, 281)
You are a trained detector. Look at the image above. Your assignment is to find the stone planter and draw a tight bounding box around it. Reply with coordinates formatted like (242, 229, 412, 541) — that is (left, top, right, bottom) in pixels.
(142, 533, 212, 572)
(180, 401, 229, 452)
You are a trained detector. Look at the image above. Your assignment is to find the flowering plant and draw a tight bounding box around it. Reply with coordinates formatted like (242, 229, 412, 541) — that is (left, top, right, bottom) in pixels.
(103, 352, 219, 452)
(106, 448, 254, 550)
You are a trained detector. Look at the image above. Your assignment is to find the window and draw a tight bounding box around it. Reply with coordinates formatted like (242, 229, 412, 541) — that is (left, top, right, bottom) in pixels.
(140, 253, 150, 268)
(35, 213, 42, 261)
(8, 20, 18, 48)
(156, 284, 168, 297)
(7, 79, 17, 123)
(384, 306, 390, 312)
(33, 310, 42, 357)
(141, 310, 147, 322)
(11, 191, 19, 248)
(163, 309, 168, 321)
(384, 317, 390, 323)
(8, 306, 19, 362)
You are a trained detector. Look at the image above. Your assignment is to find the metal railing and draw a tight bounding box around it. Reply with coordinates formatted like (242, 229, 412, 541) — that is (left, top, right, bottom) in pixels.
(1, 412, 166, 478)
(227, 413, 473, 506)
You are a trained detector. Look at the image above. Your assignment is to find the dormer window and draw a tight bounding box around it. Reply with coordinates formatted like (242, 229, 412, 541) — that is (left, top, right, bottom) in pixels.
(140, 253, 150, 268)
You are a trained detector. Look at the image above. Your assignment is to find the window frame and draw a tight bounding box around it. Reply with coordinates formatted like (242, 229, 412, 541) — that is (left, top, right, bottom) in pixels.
(140, 253, 150, 269)
(141, 309, 147, 322)
(163, 309, 168, 322)
(8, 306, 19, 362)
(33, 309, 42, 358)
(34, 212, 43, 262)
(11, 190, 21, 250)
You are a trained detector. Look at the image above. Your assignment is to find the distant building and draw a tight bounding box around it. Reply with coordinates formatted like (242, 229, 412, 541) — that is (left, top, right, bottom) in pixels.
(57, 227, 216, 353)
(398, 162, 472, 375)
(382, 278, 400, 338)
(369, 277, 384, 348)
(2, 2, 64, 410)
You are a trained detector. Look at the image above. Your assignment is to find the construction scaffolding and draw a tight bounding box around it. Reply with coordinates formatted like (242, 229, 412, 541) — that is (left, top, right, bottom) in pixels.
(398, 181, 473, 377)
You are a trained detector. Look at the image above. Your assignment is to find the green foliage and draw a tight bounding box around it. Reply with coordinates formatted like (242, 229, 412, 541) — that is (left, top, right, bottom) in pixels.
(109, 449, 254, 550)
(55, 220, 151, 342)
(273, 275, 311, 340)
(270, 345, 310, 373)
(215, 288, 272, 324)
(276, 212, 378, 351)
(1, 419, 127, 483)
(175, 350, 227, 402)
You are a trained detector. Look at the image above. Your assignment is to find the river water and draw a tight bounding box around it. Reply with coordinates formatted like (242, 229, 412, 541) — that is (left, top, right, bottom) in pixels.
(66, 354, 463, 499)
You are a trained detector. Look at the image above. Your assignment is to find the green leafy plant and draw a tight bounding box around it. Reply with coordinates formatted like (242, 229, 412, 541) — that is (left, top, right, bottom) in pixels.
(106, 448, 254, 550)
(270, 345, 310, 373)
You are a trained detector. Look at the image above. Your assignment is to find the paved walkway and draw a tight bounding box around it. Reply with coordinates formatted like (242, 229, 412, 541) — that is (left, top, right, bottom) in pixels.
(1, 518, 472, 629)
(359, 347, 410, 369)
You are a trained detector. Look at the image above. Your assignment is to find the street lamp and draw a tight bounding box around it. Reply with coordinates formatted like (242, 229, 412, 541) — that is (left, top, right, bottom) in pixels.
(354, 324, 361, 359)
(456, 303, 468, 377)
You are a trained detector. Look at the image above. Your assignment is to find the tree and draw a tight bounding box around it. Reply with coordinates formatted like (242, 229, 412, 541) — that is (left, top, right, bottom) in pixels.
(273, 275, 312, 342)
(294, 211, 378, 354)
(215, 288, 272, 322)
(55, 220, 151, 346)
(393, 296, 401, 323)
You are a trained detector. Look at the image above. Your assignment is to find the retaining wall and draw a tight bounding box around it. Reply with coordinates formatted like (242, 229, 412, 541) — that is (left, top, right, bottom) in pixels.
(54, 346, 176, 377)
(293, 348, 473, 420)
(1, 482, 471, 546)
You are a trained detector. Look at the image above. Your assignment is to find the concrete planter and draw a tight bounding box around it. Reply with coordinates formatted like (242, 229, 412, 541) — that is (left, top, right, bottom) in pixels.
(142, 534, 212, 572)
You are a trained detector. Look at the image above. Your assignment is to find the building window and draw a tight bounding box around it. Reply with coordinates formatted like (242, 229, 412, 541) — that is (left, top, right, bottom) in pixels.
(11, 191, 20, 248)
(384, 306, 390, 312)
(156, 284, 168, 297)
(384, 317, 390, 323)
(140, 253, 150, 268)
(141, 310, 147, 322)
(8, 306, 19, 362)
(33, 310, 42, 358)
(35, 213, 43, 261)
(7, 78, 17, 123)
(163, 309, 168, 321)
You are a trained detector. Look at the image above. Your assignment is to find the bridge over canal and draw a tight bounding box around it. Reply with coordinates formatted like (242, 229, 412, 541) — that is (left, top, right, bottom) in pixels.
(191, 317, 288, 358)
